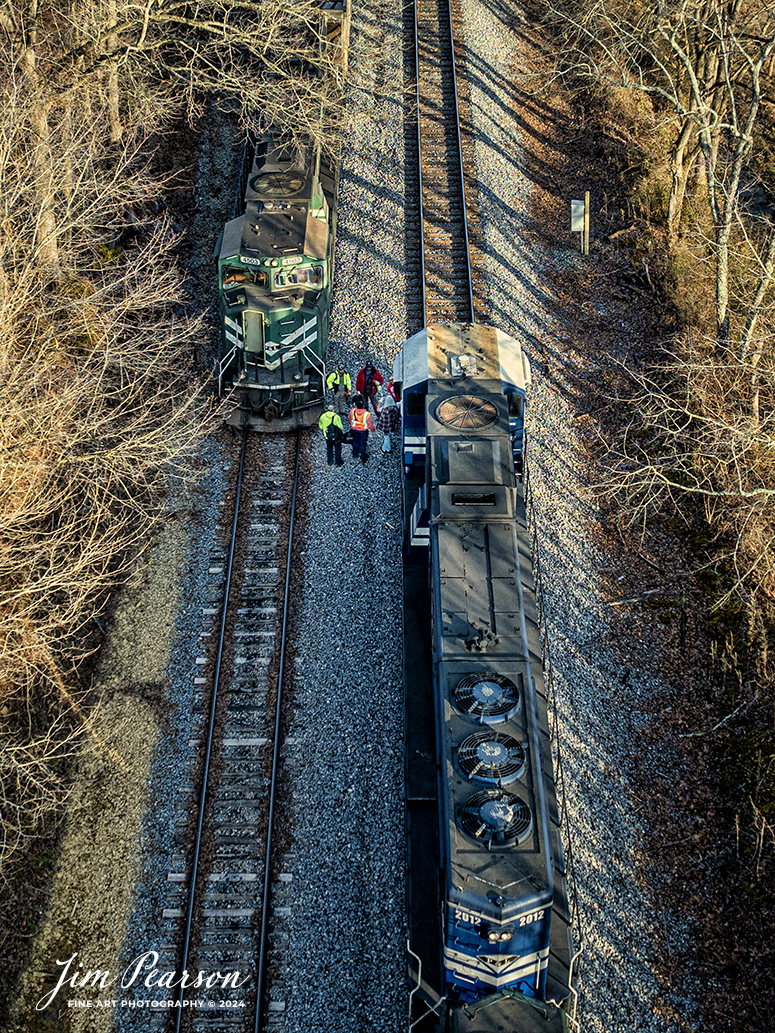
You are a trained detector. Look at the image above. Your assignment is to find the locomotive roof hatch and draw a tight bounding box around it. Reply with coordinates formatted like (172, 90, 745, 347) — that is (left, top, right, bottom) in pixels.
(241, 205, 308, 256)
(435, 438, 508, 483)
(435, 522, 527, 653)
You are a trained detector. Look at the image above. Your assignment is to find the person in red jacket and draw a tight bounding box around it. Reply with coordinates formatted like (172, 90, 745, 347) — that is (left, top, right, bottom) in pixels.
(355, 361, 384, 414)
(349, 395, 376, 464)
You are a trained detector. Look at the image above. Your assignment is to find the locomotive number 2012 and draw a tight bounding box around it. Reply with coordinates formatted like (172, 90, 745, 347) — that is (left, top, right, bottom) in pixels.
(454, 909, 481, 926)
(518, 909, 546, 927)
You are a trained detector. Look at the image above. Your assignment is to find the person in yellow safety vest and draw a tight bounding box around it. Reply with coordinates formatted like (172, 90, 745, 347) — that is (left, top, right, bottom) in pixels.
(319, 405, 345, 467)
(349, 395, 376, 465)
(326, 366, 352, 417)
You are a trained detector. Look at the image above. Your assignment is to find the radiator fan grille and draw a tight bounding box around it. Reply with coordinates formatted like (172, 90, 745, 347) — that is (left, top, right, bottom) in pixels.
(457, 732, 526, 785)
(453, 674, 521, 724)
(435, 395, 498, 429)
(459, 790, 532, 849)
(254, 171, 305, 197)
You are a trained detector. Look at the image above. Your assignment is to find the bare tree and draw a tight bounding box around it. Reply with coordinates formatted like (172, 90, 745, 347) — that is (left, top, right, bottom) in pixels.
(0, 0, 349, 868)
(3, 0, 348, 276)
(599, 335, 775, 597)
(544, 0, 775, 347)
(0, 55, 213, 865)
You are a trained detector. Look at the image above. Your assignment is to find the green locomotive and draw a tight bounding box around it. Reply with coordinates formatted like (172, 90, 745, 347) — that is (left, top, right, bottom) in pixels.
(216, 135, 337, 430)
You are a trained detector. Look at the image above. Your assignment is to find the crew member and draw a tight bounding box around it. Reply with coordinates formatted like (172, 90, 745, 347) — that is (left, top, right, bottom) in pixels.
(326, 365, 352, 417)
(355, 361, 384, 414)
(377, 395, 400, 453)
(318, 405, 345, 466)
(349, 395, 376, 464)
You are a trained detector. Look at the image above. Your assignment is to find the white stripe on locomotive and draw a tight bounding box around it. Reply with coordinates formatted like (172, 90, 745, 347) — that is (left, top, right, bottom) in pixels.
(443, 945, 549, 989)
(280, 315, 318, 348)
(260, 316, 318, 370)
(404, 433, 426, 456)
(409, 484, 428, 547)
(224, 315, 244, 347)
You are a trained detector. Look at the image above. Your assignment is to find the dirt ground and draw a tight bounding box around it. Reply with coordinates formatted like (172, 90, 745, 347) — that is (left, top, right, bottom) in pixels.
(7, 502, 195, 1033)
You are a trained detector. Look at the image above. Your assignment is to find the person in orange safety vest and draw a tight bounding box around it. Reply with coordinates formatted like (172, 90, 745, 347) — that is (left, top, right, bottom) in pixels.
(349, 395, 376, 464)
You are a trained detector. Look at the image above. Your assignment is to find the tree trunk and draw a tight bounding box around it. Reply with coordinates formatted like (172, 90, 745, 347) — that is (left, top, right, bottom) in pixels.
(716, 219, 731, 347)
(107, 0, 122, 143)
(23, 0, 61, 280)
(667, 120, 696, 238)
(740, 228, 775, 361)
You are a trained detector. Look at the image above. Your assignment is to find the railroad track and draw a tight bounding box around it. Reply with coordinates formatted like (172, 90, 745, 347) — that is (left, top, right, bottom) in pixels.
(408, 0, 488, 328)
(153, 432, 301, 1033)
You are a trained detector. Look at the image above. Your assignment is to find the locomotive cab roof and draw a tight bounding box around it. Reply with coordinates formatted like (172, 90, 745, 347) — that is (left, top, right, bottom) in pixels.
(219, 204, 329, 265)
(394, 323, 531, 397)
(219, 134, 330, 265)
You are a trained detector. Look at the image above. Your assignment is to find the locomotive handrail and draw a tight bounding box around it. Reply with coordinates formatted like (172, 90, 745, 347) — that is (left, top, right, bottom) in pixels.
(547, 943, 584, 1030)
(218, 343, 240, 397)
(407, 943, 446, 1030)
(299, 337, 326, 379)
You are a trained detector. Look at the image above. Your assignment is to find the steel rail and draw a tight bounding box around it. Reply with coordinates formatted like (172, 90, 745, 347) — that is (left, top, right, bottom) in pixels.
(414, 0, 475, 324)
(446, 0, 475, 324)
(414, 0, 427, 327)
(174, 429, 249, 1033)
(254, 431, 301, 1033)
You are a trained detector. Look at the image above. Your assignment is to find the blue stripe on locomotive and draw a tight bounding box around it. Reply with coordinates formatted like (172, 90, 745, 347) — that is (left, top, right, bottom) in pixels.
(443, 894, 552, 1001)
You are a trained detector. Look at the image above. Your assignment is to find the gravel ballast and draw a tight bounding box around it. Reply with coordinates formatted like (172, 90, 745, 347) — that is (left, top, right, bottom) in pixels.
(276, 0, 409, 1027)
(458, 2, 703, 1030)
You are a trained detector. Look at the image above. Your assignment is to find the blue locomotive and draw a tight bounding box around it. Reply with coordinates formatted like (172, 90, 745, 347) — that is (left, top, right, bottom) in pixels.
(397, 323, 574, 1031)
